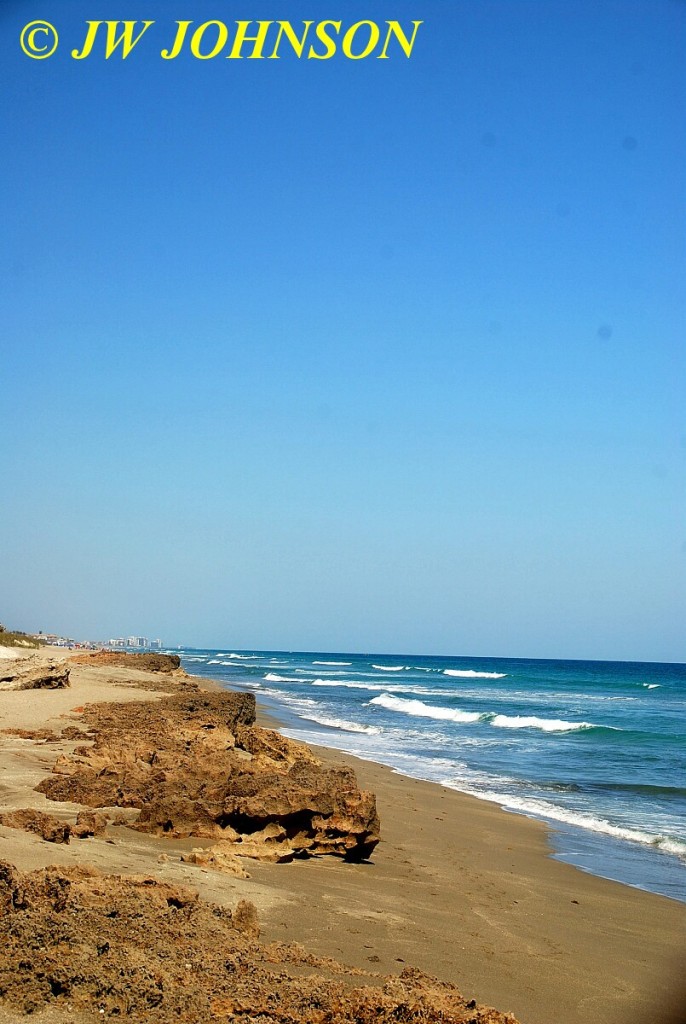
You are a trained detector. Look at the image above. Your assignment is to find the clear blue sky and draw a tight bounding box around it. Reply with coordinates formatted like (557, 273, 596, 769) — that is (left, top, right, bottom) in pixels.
(2, 0, 684, 661)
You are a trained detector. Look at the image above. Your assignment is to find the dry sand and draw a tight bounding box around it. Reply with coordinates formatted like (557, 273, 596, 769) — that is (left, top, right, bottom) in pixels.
(0, 647, 684, 1024)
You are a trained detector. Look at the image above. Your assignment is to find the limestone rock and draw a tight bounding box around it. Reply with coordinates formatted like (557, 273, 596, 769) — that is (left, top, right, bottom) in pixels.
(180, 843, 251, 878)
(0, 658, 70, 691)
(72, 811, 109, 838)
(234, 724, 320, 764)
(69, 650, 182, 672)
(225, 839, 294, 863)
(37, 690, 380, 862)
(0, 808, 108, 843)
(0, 809, 71, 844)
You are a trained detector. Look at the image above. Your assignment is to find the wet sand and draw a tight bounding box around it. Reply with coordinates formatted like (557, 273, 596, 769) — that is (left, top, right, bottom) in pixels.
(0, 648, 684, 1024)
(251, 744, 685, 1024)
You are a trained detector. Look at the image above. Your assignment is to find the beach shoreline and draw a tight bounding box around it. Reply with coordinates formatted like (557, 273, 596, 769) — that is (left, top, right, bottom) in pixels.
(249, 699, 686, 1024)
(192, 649, 686, 905)
(0, 647, 684, 1024)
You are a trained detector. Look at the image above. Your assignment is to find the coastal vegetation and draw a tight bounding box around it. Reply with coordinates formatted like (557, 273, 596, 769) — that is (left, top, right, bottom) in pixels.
(0, 624, 42, 648)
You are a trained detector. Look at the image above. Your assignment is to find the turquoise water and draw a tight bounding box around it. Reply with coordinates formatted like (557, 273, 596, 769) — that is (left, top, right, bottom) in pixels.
(177, 649, 686, 902)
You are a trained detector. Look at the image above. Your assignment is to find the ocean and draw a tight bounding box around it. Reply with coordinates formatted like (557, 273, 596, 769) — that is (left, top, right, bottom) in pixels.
(176, 649, 686, 903)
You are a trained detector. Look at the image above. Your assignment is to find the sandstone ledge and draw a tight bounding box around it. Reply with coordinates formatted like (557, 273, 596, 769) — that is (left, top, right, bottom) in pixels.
(69, 650, 182, 673)
(0, 657, 70, 691)
(36, 690, 381, 863)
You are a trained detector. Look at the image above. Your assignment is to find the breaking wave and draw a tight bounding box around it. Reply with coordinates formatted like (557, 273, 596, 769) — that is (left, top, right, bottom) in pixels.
(369, 693, 482, 723)
(311, 680, 456, 696)
(490, 714, 593, 732)
(301, 713, 381, 735)
(444, 669, 507, 679)
(370, 694, 596, 733)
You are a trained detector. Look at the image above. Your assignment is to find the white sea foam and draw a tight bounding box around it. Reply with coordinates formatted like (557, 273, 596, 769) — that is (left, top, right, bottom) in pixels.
(261, 689, 318, 708)
(642, 683, 660, 689)
(372, 664, 406, 672)
(275, 701, 686, 865)
(228, 653, 259, 660)
(444, 669, 507, 679)
(264, 672, 302, 683)
(657, 838, 686, 857)
(295, 668, 353, 676)
(311, 680, 457, 697)
(369, 695, 596, 733)
(490, 714, 593, 733)
(369, 693, 482, 723)
(311, 680, 381, 690)
(207, 659, 222, 664)
(313, 661, 352, 666)
(460, 790, 686, 861)
(301, 713, 381, 735)
(593, 696, 639, 701)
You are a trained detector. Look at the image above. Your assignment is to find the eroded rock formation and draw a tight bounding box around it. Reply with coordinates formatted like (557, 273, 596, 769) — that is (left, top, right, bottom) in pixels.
(0, 860, 519, 1023)
(69, 650, 182, 672)
(0, 809, 71, 844)
(36, 691, 381, 862)
(2, 725, 92, 742)
(0, 657, 70, 691)
(0, 808, 109, 843)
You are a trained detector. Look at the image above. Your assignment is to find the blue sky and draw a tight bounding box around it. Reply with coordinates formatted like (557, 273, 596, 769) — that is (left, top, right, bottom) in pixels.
(2, 0, 684, 660)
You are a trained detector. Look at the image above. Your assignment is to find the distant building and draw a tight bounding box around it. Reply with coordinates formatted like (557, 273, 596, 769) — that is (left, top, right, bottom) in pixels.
(106, 635, 161, 650)
(126, 636, 147, 648)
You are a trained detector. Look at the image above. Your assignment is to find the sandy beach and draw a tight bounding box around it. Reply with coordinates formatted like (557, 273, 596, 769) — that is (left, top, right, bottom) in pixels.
(0, 647, 683, 1024)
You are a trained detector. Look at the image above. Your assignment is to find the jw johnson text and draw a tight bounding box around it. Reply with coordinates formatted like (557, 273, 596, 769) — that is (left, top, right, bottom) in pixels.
(68, 19, 424, 60)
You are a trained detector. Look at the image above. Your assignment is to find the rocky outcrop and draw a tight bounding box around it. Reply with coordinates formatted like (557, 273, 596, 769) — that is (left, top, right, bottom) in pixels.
(72, 810, 109, 838)
(0, 860, 520, 1023)
(69, 650, 182, 672)
(0, 808, 109, 843)
(2, 726, 92, 742)
(0, 809, 71, 844)
(36, 690, 380, 862)
(180, 841, 251, 878)
(0, 658, 70, 691)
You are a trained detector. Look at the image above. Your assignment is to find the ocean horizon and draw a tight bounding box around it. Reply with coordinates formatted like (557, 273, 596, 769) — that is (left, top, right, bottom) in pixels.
(176, 647, 686, 904)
